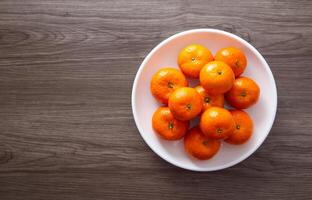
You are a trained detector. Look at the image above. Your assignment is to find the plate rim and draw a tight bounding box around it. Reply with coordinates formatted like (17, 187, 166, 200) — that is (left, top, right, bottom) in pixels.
(131, 28, 277, 171)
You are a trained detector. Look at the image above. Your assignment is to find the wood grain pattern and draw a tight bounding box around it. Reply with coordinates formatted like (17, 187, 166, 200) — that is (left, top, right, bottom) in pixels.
(0, 0, 312, 199)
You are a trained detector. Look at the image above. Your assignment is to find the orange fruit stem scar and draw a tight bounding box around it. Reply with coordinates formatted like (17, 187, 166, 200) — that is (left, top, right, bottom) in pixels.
(200, 107, 235, 140)
(178, 44, 214, 78)
(150, 68, 188, 104)
(199, 61, 235, 95)
(225, 110, 253, 144)
(168, 87, 202, 121)
(225, 76, 260, 109)
(152, 107, 189, 140)
(215, 47, 247, 77)
(184, 127, 221, 160)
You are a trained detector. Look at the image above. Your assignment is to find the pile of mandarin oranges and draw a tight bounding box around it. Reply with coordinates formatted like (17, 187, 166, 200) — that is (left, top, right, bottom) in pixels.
(150, 44, 260, 160)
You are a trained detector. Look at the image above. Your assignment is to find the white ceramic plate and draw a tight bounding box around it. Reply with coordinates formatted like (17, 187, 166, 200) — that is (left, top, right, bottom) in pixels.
(132, 29, 277, 171)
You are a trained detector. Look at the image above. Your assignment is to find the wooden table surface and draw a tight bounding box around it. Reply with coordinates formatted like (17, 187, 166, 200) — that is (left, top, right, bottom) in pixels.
(1, 0, 312, 199)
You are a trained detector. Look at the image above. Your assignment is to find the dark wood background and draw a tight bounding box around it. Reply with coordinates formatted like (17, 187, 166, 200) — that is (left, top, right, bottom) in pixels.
(0, 0, 311, 199)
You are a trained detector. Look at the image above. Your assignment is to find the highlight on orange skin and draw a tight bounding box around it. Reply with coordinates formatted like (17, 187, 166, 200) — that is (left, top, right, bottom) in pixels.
(178, 44, 214, 78)
(152, 107, 189, 140)
(150, 68, 188, 104)
(168, 87, 202, 121)
(225, 110, 253, 144)
(199, 61, 235, 95)
(184, 126, 221, 160)
(194, 85, 224, 112)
